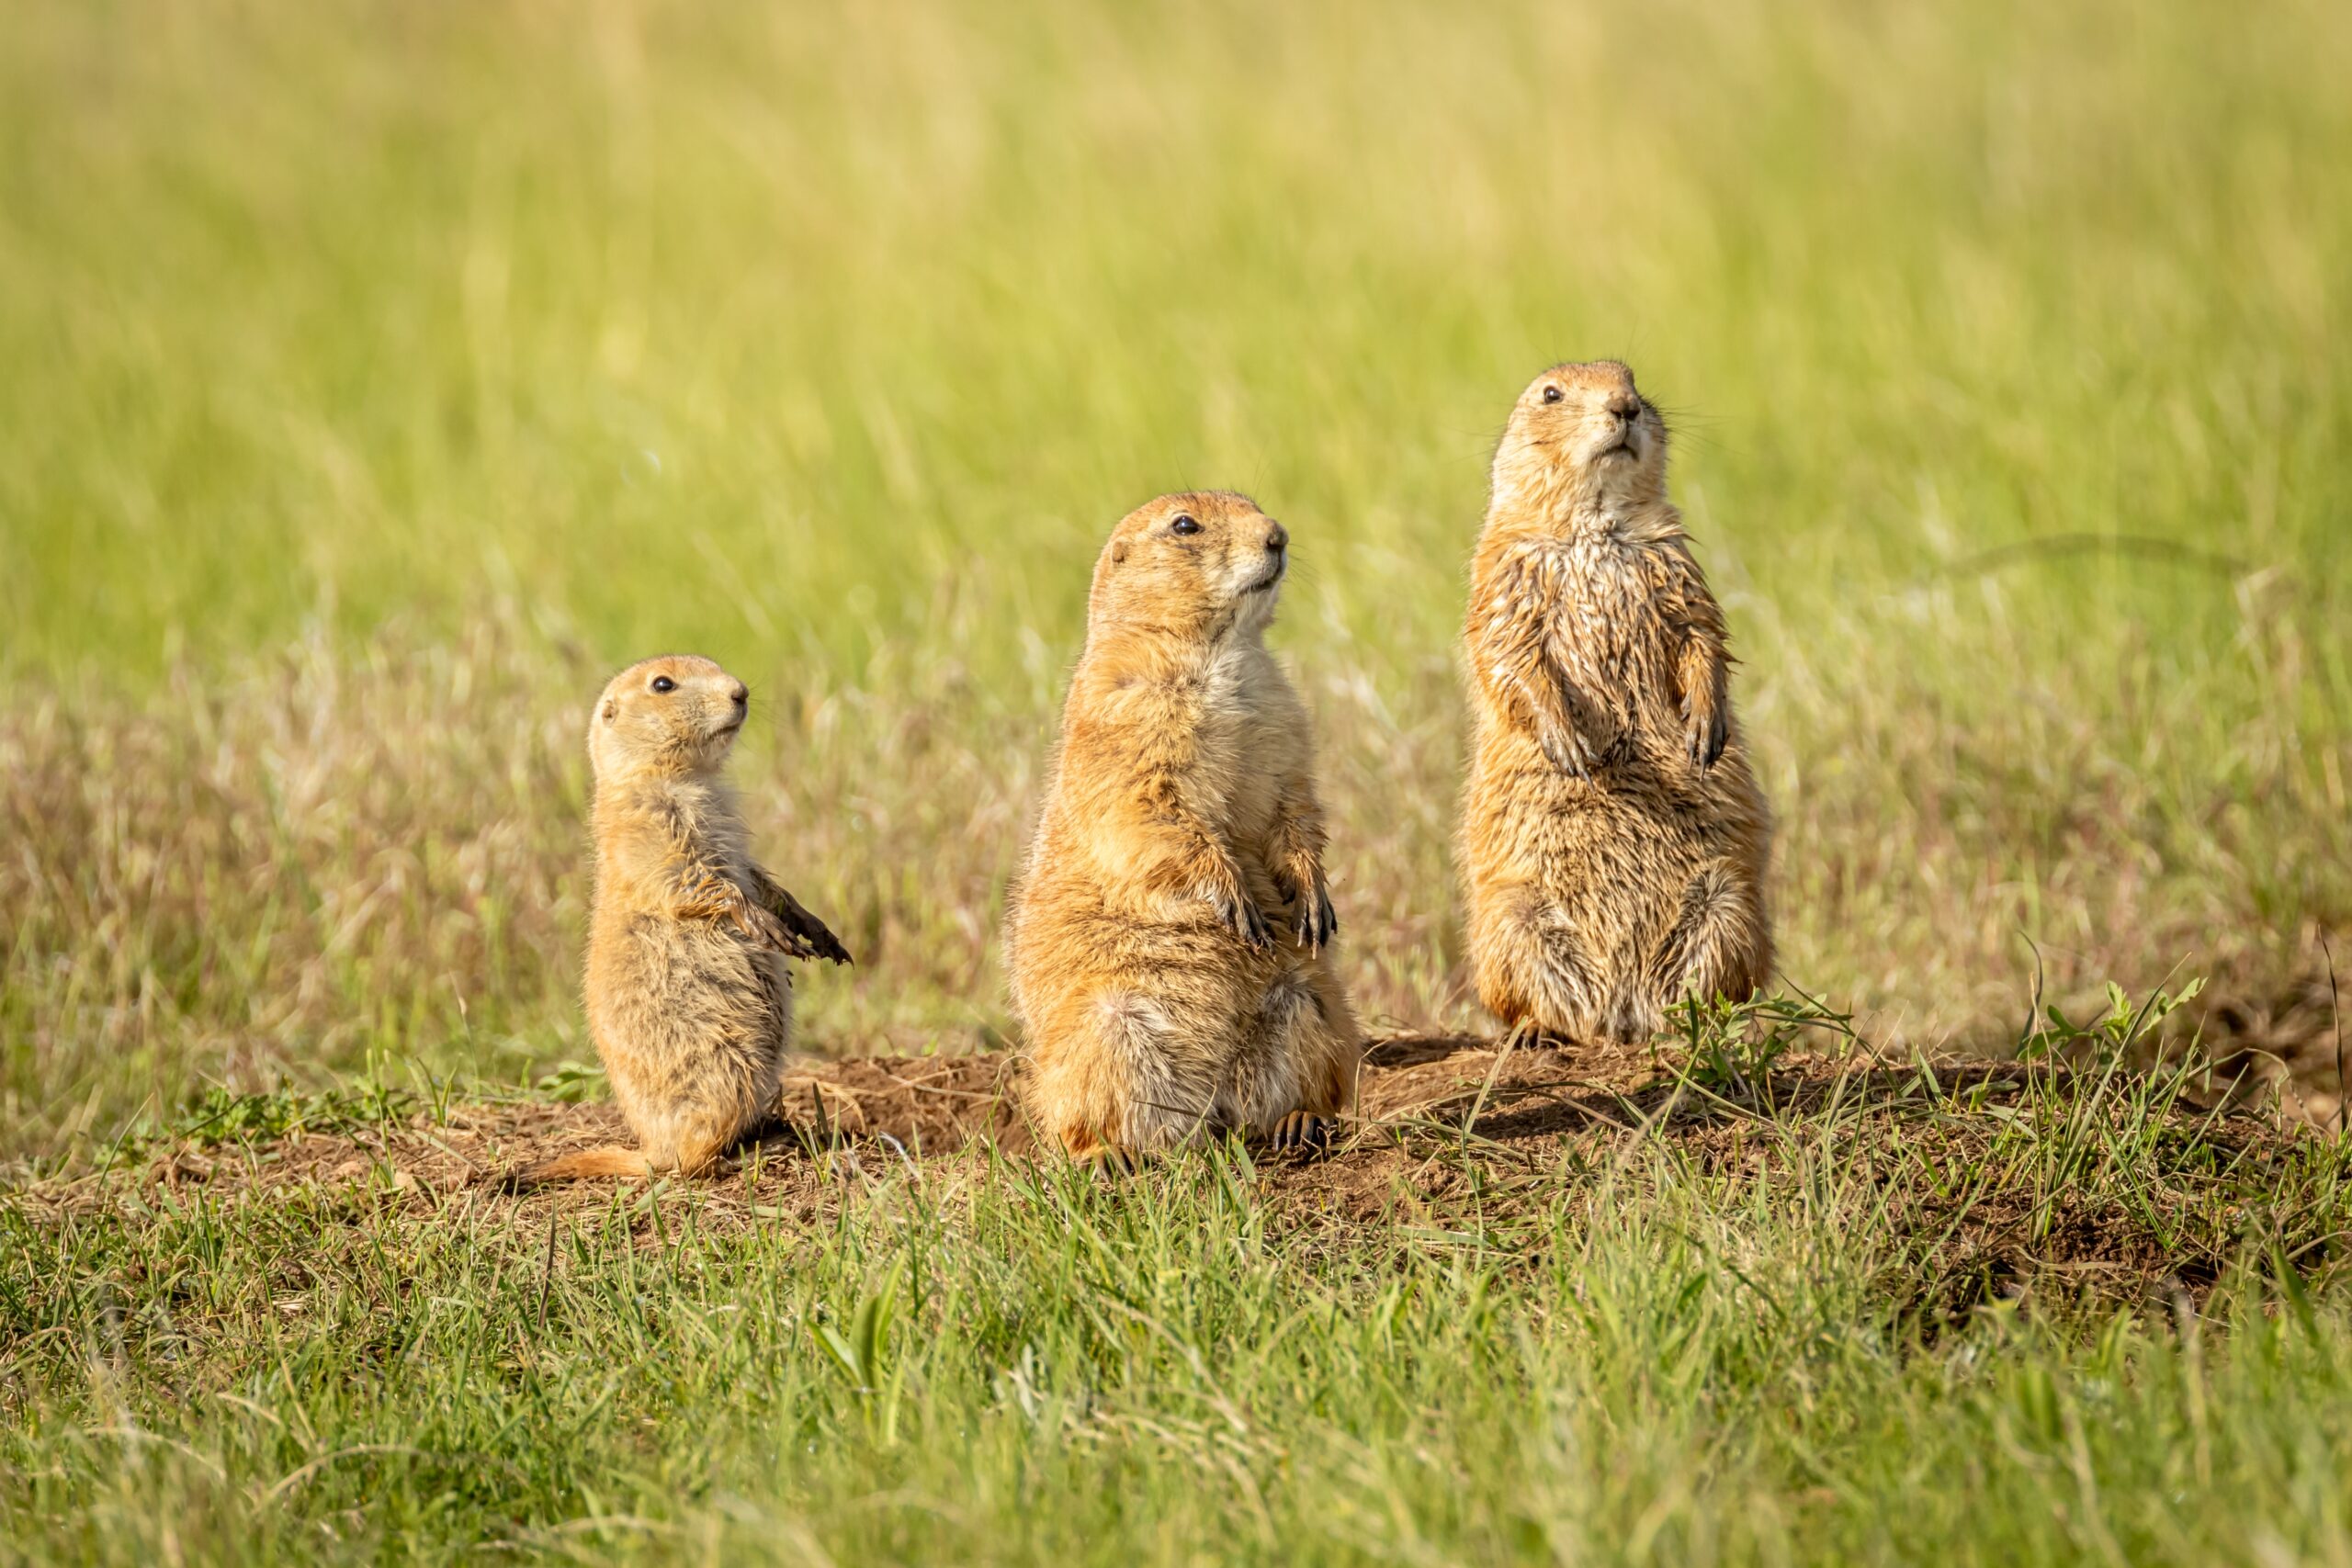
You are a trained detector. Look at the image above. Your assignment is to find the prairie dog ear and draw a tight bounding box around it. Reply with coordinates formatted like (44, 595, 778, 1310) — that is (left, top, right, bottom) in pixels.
(1110, 540, 1130, 566)
(601, 697, 619, 723)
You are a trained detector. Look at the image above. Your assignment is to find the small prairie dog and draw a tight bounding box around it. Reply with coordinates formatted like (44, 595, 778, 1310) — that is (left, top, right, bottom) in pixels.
(1459, 361, 1772, 1043)
(1007, 491, 1361, 1161)
(507, 655, 851, 1186)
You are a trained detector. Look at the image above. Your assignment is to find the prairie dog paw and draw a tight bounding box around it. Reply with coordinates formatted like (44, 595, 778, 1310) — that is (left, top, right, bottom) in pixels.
(730, 897, 797, 953)
(1295, 884, 1338, 952)
(1263, 1111, 1337, 1157)
(1687, 707, 1728, 770)
(1540, 725, 1596, 778)
(1211, 886, 1274, 950)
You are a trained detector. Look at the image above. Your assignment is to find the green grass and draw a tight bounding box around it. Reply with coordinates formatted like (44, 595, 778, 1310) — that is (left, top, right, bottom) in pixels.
(4, 0, 2351, 1560)
(8, 1026, 2352, 1566)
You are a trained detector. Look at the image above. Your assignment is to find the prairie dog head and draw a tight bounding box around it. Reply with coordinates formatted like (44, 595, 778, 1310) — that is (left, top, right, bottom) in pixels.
(1086, 491, 1291, 642)
(589, 654, 752, 784)
(1491, 360, 1669, 520)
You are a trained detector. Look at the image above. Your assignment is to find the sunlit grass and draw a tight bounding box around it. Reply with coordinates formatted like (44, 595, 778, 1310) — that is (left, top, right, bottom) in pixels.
(8, 1016, 2352, 1565)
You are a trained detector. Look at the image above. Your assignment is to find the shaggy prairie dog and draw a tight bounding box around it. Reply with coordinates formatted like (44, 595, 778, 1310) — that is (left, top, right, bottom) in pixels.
(504, 655, 852, 1186)
(1006, 491, 1361, 1163)
(1459, 361, 1772, 1043)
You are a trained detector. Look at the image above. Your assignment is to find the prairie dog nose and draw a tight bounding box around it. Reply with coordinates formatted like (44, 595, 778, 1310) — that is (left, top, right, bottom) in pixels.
(1264, 521, 1289, 554)
(1605, 393, 1641, 423)
(729, 682, 749, 707)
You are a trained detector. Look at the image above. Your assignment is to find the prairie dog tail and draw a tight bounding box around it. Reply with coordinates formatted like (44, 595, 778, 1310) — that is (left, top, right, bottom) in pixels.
(499, 1145, 662, 1190)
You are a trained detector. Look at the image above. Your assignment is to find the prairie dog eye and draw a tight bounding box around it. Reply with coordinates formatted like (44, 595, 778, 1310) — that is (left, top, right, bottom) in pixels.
(650, 675, 676, 694)
(1540, 385, 1565, 404)
(1170, 514, 1202, 536)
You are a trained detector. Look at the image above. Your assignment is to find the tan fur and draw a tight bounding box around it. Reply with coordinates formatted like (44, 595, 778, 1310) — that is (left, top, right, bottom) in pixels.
(505, 655, 851, 1188)
(512, 1146, 661, 1183)
(1459, 362, 1772, 1043)
(1006, 491, 1362, 1161)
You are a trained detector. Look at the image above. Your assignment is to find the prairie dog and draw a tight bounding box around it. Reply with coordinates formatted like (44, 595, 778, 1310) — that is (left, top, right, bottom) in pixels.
(1459, 362, 1772, 1043)
(507, 655, 850, 1186)
(1006, 491, 1360, 1161)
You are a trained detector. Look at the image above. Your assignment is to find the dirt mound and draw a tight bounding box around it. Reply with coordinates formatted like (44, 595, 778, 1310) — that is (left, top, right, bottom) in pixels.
(15, 1035, 2340, 1316)
(92, 1034, 1750, 1200)
(113, 1052, 1033, 1201)
(2190, 969, 2348, 1128)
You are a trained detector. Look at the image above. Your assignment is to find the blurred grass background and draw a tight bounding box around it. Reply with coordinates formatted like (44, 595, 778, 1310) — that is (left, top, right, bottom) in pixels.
(3, 0, 2348, 1154)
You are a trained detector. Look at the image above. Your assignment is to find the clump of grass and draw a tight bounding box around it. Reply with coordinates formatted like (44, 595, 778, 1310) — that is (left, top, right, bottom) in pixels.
(141, 1078, 423, 1153)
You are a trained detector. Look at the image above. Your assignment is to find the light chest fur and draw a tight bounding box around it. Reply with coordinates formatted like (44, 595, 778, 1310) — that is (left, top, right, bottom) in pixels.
(593, 778, 782, 990)
(1054, 641, 1297, 909)
(1537, 534, 1674, 733)
(1175, 642, 1290, 847)
(1472, 509, 1711, 775)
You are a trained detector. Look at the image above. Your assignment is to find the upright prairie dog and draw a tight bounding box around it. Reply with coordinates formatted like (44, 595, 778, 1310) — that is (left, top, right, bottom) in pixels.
(1459, 362, 1772, 1043)
(1007, 491, 1361, 1161)
(508, 655, 851, 1186)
